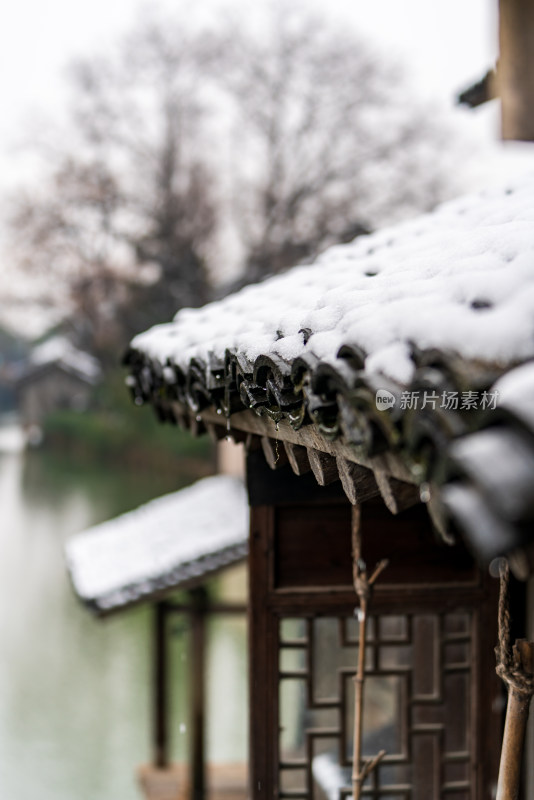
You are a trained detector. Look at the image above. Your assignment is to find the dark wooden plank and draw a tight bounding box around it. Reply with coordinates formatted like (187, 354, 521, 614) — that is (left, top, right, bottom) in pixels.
(336, 457, 380, 505)
(360, 500, 478, 586)
(307, 448, 339, 486)
(273, 499, 478, 591)
(284, 441, 311, 476)
(373, 471, 421, 514)
(246, 449, 346, 506)
(249, 506, 278, 800)
(189, 587, 207, 800)
(192, 403, 413, 482)
(274, 503, 352, 589)
(154, 601, 168, 768)
(166, 602, 247, 615)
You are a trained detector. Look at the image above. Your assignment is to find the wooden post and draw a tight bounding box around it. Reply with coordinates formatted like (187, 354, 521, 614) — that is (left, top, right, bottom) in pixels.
(496, 639, 534, 800)
(190, 588, 207, 800)
(499, 0, 534, 140)
(154, 601, 168, 769)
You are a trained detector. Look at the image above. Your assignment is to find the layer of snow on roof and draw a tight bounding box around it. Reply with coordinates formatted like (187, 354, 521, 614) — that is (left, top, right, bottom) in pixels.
(132, 175, 534, 385)
(31, 336, 100, 381)
(66, 475, 248, 603)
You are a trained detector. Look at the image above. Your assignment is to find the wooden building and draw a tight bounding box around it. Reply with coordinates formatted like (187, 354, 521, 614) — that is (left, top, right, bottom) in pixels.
(67, 475, 249, 800)
(124, 176, 534, 799)
(16, 336, 100, 427)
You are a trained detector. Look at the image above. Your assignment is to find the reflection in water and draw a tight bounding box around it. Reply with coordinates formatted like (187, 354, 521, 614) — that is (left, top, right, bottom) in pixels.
(0, 449, 247, 799)
(0, 450, 151, 800)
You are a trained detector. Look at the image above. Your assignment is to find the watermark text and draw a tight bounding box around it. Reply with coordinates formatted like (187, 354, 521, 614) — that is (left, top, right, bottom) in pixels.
(375, 389, 499, 412)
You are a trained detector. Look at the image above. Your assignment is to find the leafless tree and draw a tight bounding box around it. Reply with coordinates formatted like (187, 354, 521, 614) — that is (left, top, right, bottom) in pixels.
(9, 12, 218, 358)
(218, 4, 461, 282)
(8, 4, 463, 357)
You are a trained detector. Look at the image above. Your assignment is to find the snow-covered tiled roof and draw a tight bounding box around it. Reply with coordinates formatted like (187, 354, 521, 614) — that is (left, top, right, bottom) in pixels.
(66, 475, 248, 614)
(25, 336, 100, 383)
(131, 177, 534, 386)
(125, 176, 534, 564)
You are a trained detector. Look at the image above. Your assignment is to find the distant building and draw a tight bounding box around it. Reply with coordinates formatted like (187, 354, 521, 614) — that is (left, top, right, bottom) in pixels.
(0, 325, 29, 412)
(16, 336, 100, 427)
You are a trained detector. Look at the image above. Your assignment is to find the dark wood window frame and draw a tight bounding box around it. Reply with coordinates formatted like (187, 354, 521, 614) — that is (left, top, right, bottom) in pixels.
(248, 497, 503, 800)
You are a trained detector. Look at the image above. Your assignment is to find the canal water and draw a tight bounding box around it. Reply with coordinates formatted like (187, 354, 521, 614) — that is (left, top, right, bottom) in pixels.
(0, 445, 247, 800)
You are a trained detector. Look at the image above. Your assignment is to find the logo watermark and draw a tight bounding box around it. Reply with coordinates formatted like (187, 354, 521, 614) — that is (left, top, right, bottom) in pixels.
(375, 389, 396, 411)
(375, 389, 499, 411)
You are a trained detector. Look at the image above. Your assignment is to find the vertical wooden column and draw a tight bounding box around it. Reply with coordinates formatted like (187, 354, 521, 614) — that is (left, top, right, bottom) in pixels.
(248, 505, 277, 800)
(190, 587, 207, 800)
(154, 601, 168, 768)
(499, 0, 534, 140)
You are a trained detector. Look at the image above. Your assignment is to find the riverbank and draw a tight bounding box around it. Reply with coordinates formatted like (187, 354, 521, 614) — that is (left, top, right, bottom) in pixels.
(42, 407, 213, 477)
(37, 373, 214, 477)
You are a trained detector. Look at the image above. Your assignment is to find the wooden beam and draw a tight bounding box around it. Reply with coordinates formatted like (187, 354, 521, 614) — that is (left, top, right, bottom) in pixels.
(307, 448, 339, 486)
(283, 441, 311, 476)
(190, 588, 207, 800)
(154, 601, 168, 769)
(189, 404, 414, 483)
(499, 0, 534, 140)
(373, 471, 421, 515)
(336, 458, 380, 505)
(261, 436, 288, 470)
(166, 601, 247, 615)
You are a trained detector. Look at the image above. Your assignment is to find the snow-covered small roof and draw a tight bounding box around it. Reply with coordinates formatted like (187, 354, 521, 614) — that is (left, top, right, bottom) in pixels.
(125, 175, 534, 564)
(24, 336, 100, 384)
(66, 475, 248, 614)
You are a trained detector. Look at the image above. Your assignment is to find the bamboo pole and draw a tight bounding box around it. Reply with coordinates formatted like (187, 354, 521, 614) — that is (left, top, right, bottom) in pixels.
(351, 507, 388, 800)
(496, 639, 534, 800)
(352, 595, 367, 793)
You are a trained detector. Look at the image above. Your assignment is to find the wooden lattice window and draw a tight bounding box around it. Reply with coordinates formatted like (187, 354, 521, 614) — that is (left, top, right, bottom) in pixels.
(278, 611, 476, 799)
(249, 486, 502, 800)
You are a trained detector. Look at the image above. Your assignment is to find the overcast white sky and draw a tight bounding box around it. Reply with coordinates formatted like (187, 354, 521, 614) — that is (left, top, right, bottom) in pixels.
(0, 0, 497, 159)
(0, 0, 532, 336)
(2, 0, 530, 190)
(2, 0, 530, 187)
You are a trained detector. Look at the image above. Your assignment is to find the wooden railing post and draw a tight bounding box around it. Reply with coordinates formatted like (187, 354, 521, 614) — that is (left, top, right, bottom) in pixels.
(154, 601, 168, 769)
(190, 587, 207, 800)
